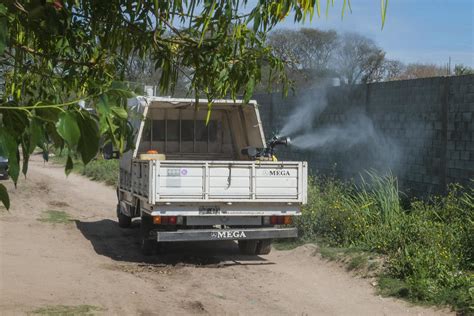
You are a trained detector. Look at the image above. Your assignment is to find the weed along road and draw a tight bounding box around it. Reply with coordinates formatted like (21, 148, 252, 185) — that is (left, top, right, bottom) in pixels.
(0, 155, 450, 315)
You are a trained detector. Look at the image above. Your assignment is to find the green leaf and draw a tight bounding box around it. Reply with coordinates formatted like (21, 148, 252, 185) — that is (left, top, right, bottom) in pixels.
(199, 0, 217, 47)
(0, 128, 19, 184)
(35, 108, 61, 123)
(108, 88, 135, 99)
(381, 0, 388, 29)
(0, 183, 9, 210)
(105, 116, 119, 148)
(77, 114, 100, 165)
(29, 117, 44, 154)
(96, 95, 110, 115)
(252, 11, 261, 32)
(205, 102, 213, 125)
(45, 122, 64, 148)
(0, 4, 7, 55)
(96, 95, 118, 136)
(244, 76, 255, 103)
(1, 110, 28, 139)
(342, 0, 346, 19)
(21, 142, 29, 177)
(111, 107, 128, 119)
(56, 112, 80, 149)
(65, 155, 73, 176)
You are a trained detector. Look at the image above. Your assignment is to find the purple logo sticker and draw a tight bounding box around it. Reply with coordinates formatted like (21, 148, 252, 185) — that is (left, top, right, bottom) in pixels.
(180, 168, 188, 176)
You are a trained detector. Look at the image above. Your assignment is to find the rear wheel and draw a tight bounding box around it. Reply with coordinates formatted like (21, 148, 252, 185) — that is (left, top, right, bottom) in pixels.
(256, 239, 272, 255)
(238, 240, 258, 255)
(117, 205, 132, 228)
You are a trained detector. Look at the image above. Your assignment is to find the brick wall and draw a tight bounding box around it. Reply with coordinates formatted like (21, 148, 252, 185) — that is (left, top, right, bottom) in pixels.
(255, 75, 474, 196)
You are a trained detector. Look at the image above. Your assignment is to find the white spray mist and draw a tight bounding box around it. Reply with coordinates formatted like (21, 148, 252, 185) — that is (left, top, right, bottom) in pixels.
(278, 87, 328, 137)
(278, 86, 402, 172)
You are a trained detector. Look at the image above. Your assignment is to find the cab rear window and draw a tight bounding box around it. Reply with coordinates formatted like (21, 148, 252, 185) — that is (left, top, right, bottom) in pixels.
(144, 119, 217, 143)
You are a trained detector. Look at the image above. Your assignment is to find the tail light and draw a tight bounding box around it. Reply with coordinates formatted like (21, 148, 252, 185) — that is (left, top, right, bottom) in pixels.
(167, 216, 177, 225)
(270, 216, 278, 225)
(152, 216, 177, 225)
(269, 215, 292, 225)
(283, 216, 292, 225)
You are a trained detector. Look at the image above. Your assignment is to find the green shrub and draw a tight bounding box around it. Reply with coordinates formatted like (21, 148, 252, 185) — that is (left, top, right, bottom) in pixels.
(81, 159, 119, 186)
(298, 173, 473, 313)
(52, 151, 119, 186)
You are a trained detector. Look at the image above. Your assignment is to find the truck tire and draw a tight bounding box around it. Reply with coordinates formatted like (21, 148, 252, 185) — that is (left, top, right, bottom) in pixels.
(256, 239, 272, 255)
(238, 240, 258, 255)
(117, 205, 132, 228)
(140, 215, 156, 256)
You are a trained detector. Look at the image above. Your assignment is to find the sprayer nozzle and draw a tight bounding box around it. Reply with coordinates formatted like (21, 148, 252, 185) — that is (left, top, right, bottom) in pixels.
(269, 136, 290, 147)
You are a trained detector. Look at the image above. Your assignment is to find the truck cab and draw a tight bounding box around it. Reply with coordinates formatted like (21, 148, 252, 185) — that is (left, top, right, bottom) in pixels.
(117, 96, 307, 255)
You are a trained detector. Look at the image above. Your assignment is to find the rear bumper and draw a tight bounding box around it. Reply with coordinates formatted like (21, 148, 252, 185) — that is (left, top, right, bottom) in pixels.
(155, 227, 297, 242)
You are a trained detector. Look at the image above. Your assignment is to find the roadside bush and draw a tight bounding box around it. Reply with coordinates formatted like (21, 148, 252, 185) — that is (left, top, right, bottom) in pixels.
(52, 151, 119, 186)
(298, 173, 473, 313)
(81, 159, 119, 186)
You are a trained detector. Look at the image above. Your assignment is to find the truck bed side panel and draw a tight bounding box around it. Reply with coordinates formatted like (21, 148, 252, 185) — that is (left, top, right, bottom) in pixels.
(133, 160, 307, 203)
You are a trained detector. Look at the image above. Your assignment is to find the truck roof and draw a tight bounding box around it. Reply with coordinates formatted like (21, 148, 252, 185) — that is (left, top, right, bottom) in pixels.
(139, 96, 258, 108)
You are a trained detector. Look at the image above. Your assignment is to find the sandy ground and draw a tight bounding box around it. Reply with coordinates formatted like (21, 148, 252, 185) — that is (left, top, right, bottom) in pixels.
(0, 155, 452, 315)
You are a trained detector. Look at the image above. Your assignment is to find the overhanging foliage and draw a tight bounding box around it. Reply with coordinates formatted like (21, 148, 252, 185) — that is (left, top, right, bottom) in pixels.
(0, 0, 388, 209)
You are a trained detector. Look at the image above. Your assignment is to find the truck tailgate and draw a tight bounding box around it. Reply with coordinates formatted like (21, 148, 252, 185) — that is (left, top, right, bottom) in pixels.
(131, 160, 307, 204)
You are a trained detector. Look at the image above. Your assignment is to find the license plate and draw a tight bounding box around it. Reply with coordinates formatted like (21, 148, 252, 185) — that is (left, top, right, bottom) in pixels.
(199, 206, 221, 215)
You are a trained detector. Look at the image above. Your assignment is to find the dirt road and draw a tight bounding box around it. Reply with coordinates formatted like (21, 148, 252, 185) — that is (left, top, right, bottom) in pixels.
(0, 156, 450, 315)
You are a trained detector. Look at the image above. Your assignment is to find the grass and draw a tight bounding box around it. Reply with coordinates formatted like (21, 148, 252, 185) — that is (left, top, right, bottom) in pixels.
(318, 245, 378, 274)
(273, 239, 306, 250)
(51, 152, 119, 187)
(319, 246, 346, 261)
(347, 254, 368, 271)
(378, 276, 411, 298)
(38, 210, 72, 224)
(296, 173, 473, 314)
(31, 304, 103, 315)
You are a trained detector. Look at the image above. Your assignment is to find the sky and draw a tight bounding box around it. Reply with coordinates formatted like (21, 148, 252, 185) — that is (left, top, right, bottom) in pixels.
(259, 0, 474, 68)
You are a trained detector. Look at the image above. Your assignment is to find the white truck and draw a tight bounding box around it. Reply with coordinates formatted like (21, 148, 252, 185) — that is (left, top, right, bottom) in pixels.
(117, 97, 308, 255)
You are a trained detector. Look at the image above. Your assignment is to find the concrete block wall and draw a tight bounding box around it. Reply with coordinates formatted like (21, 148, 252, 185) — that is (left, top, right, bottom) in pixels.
(447, 76, 474, 187)
(367, 77, 448, 195)
(254, 75, 474, 196)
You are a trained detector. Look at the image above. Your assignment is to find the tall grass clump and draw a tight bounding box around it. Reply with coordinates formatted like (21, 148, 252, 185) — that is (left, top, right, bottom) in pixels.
(297, 173, 473, 313)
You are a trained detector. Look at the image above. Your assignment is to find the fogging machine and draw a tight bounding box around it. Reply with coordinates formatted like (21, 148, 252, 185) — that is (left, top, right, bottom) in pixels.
(241, 136, 290, 160)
